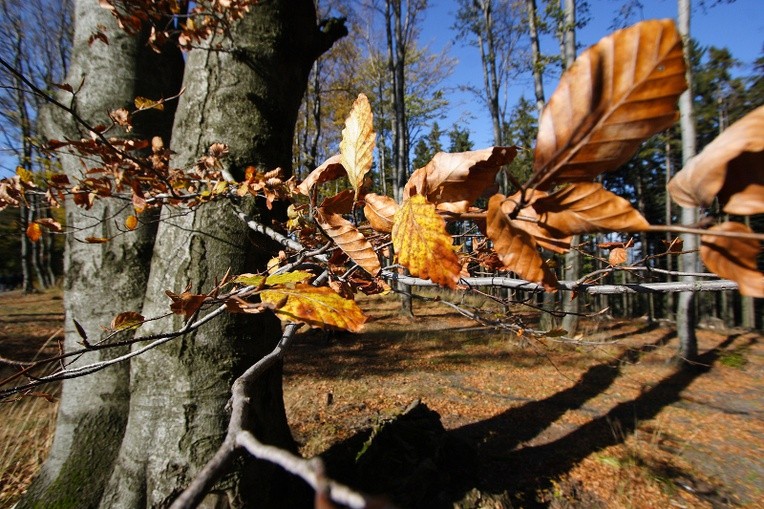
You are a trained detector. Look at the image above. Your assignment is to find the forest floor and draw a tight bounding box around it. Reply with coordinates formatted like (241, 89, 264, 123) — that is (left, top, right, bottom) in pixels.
(1, 288, 763, 508)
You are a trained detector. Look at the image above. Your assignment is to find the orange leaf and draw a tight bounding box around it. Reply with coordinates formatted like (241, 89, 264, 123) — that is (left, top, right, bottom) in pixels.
(609, 247, 628, 266)
(533, 183, 649, 236)
(165, 290, 207, 320)
(26, 222, 43, 243)
(700, 222, 764, 298)
(316, 207, 381, 276)
(392, 194, 462, 288)
(501, 190, 571, 254)
(403, 146, 517, 213)
(125, 214, 138, 230)
(363, 193, 399, 233)
(110, 311, 145, 331)
(486, 194, 558, 291)
(532, 19, 686, 189)
(340, 94, 376, 199)
(668, 106, 764, 215)
(297, 154, 346, 196)
(261, 284, 367, 332)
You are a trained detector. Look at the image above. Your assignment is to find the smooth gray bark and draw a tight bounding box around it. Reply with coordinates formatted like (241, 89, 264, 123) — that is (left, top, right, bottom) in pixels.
(100, 3, 341, 507)
(677, 0, 699, 362)
(18, 2, 183, 507)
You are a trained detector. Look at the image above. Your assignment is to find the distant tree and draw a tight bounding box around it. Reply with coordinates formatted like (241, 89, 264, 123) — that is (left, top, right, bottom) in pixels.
(448, 125, 474, 152)
(412, 121, 443, 168)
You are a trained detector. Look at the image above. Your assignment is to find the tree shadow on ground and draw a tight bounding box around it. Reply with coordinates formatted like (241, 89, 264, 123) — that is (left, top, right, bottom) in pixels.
(446, 332, 746, 507)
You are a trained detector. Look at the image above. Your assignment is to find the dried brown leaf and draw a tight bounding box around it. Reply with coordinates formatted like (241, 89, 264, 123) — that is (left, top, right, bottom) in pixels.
(165, 290, 207, 320)
(110, 311, 144, 331)
(319, 189, 355, 215)
(403, 146, 517, 213)
(317, 209, 381, 276)
(363, 193, 399, 233)
(533, 183, 649, 236)
(700, 222, 764, 298)
(533, 19, 686, 189)
(340, 94, 376, 199)
(668, 106, 764, 215)
(297, 154, 346, 196)
(500, 191, 571, 254)
(487, 194, 558, 291)
(392, 194, 462, 288)
(609, 247, 628, 266)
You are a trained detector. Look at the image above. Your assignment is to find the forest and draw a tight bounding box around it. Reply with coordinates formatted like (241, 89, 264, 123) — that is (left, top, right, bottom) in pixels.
(0, 0, 762, 508)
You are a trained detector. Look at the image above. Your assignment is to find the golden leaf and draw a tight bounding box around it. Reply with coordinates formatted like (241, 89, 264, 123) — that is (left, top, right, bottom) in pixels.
(134, 96, 165, 111)
(486, 194, 558, 291)
(26, 222, 42, 243)
(392, 194, 461, 288)
(317, 208, 381, 276)
(609, 247, 628, 266)
(261, 284, 367, 332)
(124, 214, 138, 230)
(110, 311, 145, 331)
(403, 146, 517, 213)
(16, 166, 34, 184)
(297, 154, 346, 196)
(363, 193, 400, 233)
(668, 106, 764, 215)
(700, 222, 764, 298)
(533, 19, 686, 189)
(340, 94, 376, 199)
(232, 270, 314, 287)
(533, 183, 649, 236)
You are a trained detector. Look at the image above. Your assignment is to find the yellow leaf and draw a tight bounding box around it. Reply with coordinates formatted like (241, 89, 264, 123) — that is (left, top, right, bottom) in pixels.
(668, 105, 764, 215)
(701, 222, 764, 298)
(125, 214, 138, 230)
(16, 166, 34, 184)
(340, 94, 375, 199)
(533, 183, 650, 236)
(392, 194, 461, 288)
(486, 194, 558, 291)
(26, 222, 43, 243)
(232, 270, 314, 287)
(317, 208, 381, 276)
(261, 284, 367, 332)
(533, 19, 686, 189)
(363, 193, 399, 233)
(134, 96, 165, 111)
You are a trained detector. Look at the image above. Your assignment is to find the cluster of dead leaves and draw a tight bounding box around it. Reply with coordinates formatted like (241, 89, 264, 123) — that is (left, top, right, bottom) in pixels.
(668, 106, 764, 297)
(97, 0, 256, 50)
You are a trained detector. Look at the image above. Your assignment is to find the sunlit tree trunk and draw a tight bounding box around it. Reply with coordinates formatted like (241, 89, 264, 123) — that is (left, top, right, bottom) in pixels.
(99, 3, 344, 507)
(18, 1, 182, 506)
(676, 0, 698, 362)
(526, 0, 545, 116)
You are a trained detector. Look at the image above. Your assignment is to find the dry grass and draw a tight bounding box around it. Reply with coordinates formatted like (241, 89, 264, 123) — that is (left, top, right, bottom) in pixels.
(0, 289, 63, 507)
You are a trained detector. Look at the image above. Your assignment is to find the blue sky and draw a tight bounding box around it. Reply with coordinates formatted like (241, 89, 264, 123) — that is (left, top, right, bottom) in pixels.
(419, 0, 764, 148)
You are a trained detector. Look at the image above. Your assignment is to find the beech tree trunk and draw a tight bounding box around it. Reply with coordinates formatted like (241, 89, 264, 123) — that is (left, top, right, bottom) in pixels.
(97, 3, 342, 507)
(525, 0, 545, 116)
(19, 2, 182, 507)
(676, 0, 698, 362)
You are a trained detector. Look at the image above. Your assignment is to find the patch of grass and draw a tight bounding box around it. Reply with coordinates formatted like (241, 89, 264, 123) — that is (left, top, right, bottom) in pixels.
(719, 349, 748, 369)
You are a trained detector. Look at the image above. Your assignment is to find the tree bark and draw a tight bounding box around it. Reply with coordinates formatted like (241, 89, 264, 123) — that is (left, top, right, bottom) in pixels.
(18, 2, 183, 507)
(99, 3, 341, 507)
(676, 0, 698, 363)
(525, 0, 545, 116)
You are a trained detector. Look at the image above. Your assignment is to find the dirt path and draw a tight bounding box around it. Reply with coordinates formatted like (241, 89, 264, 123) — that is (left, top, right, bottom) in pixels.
(283, 294, 764, 508)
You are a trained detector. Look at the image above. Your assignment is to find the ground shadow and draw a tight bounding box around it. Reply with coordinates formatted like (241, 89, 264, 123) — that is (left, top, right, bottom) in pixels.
(446, 332, 746, 507)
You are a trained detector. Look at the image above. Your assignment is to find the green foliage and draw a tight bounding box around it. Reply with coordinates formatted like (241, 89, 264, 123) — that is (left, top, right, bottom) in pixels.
(447, 125, 473, 153)
(503, 96, 537, 188)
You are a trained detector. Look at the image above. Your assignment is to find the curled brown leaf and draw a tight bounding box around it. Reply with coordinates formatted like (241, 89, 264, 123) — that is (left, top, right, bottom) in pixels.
(700, 222, 764, 298)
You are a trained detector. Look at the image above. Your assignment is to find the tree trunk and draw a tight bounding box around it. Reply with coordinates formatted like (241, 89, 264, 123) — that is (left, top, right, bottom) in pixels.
(525, 0, 545, 116)
(100, 3, 336, 507)
(18, 2, 183, 507)
(676, 0, 698, 363)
